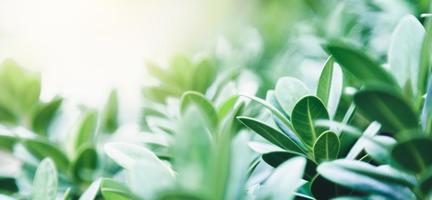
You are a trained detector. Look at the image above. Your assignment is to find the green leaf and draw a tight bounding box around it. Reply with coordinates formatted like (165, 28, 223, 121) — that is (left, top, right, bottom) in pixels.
(291, 95, 329, 148)
(420, 171, 432, 197)
(259, 157, 306, 200)
(388, 15, 424, 94)
(262, 151, 316, 180)
(101, 90, 119, 134)
(191, 58, 217, 93)
(71, 147, 98, 182)
(23, 139, 70, 173)
(364, 136, 396, 165)
(317, 56, 343, 118)
(346, 122, 381, 160)
(275, 77, 310, 116)
(104, 142, 170, 172)
(31, 97, 62, 135)
(237, 117, 305, 154)
(391, 136, 432, 174)
(354, 88, 419, 137)
(324, 42, 397, 87)
(79, 179, 101, 200)
(128, 160, 174, 199)
(317, 159, 415, 199)
(217, 95, 239, 119)
(418, 18, 432, 100)
(0, 59, 41, 115)
(310, 175, 356, 200)
(101, 178, 139, 200)
(0, 134, 18, 151)
(69, 110, 98, 155)
(313, 130, 339, 162)
(180, 91, 218, 130)
(422, 77, 432, 134)
(32, 158, 58, 200)
(241, 94, 292, 130)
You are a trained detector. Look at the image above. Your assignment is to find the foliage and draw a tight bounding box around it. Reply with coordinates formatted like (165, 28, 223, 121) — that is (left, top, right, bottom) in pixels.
(1, 1, 432, 200)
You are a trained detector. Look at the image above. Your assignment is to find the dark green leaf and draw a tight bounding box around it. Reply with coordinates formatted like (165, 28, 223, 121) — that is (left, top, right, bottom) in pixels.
(262, 151, 316, 180)
(313, 130, 339, 162)
(324, 42, 397, 87)
(317, 160, 415, 199)
(23, 139, 70, 173)
(354, 88, 419, 137)
(291, 95, 329, 148)
(237, 117, 305, 154)
(391, 136, 432, 174)
(71, 147, 98, 182)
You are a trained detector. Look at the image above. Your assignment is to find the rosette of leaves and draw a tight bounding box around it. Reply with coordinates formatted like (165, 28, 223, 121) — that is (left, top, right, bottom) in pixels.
(237, 54, 371, 198)
(0, 60, 120, 197)
(314, 15, 432, 199)
(0, 59, 63, 136)
(143, 55, 218, 103)
(99, 93, 249, 199)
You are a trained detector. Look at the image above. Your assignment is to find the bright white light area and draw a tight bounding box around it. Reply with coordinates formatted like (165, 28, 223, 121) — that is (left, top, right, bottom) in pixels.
(0, 0, 239, 122)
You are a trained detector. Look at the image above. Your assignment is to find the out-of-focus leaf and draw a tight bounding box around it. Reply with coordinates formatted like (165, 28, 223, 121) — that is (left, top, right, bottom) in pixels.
(101, 178, 138, 200)
(313, 130, 339, 162)
(61, 188, 71, 200)
(0, 177, 18, 194)
(346, 122, 381, 160)
(391, 136, 432, 174)
(101, 90, 118, 134)
(317, 159, 415, 199)
(275, 77, 311, 116)
(324, 42, 397, 87)
(172, 106, 212, 191)
(354, 88, 419, 137)
(79, 179, 101, 200)
(31, 97, 62, 135)
(217, 95, 239, 119)
(388, 15, 424, 94)
(129, 160, 174, 199)
(0, 59, 41, 116)
(291, 95, 329, 148)
(422, 76, 432, 134)
(104, 143, 169, 172)
(69, 110, 98, 155)
(23, 139, 70, 173)
(32, 158, 57, 200)
(71, 147, 98, 182)
(364, 136, 396, 165)
(420, 171, 432, 197)
(192, 58, 217, 93)
(242, 94, 292, 130)
(310, 175, 356, 200)
(0, 134, 18, 151)
(418, 18, 432, 100)
(180, 91, 218, 130)
(262, 151, 316, 180)
(237, 117, 305, 154)
(317, 56, 343, 118)
(258, 157, 306, 200)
